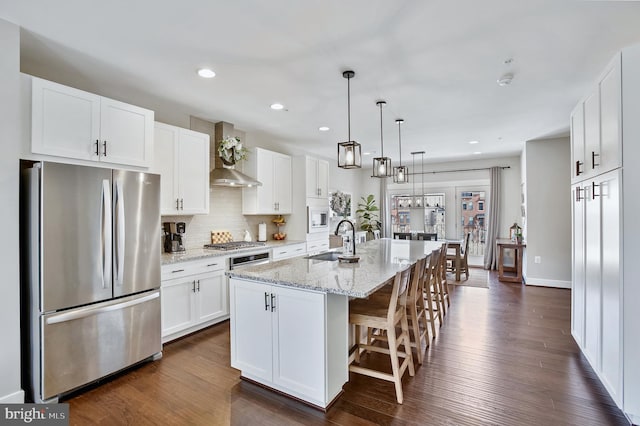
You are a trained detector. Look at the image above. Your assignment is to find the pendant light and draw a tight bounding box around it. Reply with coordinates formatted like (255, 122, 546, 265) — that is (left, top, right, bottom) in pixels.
(372, 100, 392, 178)
(337, 70, 362, 169)
(410, 151, 425, 208)
(393, 119, 409, 183)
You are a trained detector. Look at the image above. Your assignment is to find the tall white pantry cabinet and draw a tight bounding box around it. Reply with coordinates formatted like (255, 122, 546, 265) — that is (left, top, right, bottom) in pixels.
(570, 44, 640, 423)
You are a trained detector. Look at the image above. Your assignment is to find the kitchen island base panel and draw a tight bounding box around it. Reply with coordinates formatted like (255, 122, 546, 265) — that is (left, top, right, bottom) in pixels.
(239, 375, 344, 413)
(230, 277, 347, 409)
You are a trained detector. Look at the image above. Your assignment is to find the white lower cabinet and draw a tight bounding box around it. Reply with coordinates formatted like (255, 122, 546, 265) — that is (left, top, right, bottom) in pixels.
(161, 258, 228, 343)
(230, 277, 347, 408)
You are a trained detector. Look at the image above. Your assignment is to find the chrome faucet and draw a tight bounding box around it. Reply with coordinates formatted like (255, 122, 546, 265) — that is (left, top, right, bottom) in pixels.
(335, 219, 356, 256)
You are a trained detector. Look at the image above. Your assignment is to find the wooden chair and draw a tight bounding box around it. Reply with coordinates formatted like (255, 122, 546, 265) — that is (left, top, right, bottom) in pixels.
(447, 232, 471, 280)
(368, 257, 430, 364)
(372, 230, 381, 240)
(349, 267, 415, 403)
(393, 232, 412, 240)
(438, 242, 451, 308)
(422, 248, 441, 338)
(416, 232, 437, 241)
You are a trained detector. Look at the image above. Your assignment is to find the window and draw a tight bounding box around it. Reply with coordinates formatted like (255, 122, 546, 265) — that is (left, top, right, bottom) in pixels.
(468, 202, 473, 210)
(478, 201, 484, 211)
(390, 193, 445, 239)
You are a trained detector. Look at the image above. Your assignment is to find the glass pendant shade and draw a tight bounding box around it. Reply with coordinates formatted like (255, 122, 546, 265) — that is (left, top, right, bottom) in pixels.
(337, 70, 362, 169)
(338, 141, 362, 169)
(372, 156, 392, 178)
(393, 165, 409, 183)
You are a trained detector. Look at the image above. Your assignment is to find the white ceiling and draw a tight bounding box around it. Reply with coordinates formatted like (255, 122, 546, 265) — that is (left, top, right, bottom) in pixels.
(3, 0, 640, 165)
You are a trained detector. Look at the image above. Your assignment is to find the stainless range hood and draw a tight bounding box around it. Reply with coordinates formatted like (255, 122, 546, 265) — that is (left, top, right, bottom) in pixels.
(190, 118, 262, 187)
(210, 167, 261, 187)
(211, 121, 261, 187)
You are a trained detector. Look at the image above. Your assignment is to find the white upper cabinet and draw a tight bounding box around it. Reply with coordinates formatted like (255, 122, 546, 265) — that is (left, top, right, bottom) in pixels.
(153, 122, 209, 215)
(599, 55, 622, 173)
(570, 103, 585, 182)
(31, 77, 154, 167)
(242, 147, 292, 215)
(305, 157, 329, 199)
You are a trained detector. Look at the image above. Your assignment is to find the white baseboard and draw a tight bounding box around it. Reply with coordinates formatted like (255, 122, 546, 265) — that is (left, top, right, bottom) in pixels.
(0, 390, 25, 403)
(524, 277, 571, 289)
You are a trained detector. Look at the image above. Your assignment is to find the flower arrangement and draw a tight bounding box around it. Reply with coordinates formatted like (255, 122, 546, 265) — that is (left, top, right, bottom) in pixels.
(218, 136, 248, 165)
(330, 191, 351, 218)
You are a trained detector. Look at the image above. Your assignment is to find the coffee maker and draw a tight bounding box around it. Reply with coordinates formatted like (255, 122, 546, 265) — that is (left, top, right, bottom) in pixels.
(163, 221, 186, 253)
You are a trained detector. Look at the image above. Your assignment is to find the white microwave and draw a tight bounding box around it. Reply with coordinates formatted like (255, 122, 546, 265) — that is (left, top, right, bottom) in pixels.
(308, 207, 329, 233)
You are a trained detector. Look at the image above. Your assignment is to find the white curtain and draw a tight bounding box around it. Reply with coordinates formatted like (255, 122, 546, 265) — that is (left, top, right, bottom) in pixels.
(484, 167, 501, 270)
(380, 178, 390, 238)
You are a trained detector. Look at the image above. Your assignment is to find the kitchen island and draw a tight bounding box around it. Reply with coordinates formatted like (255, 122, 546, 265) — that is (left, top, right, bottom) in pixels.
(227, 238, 442, 409)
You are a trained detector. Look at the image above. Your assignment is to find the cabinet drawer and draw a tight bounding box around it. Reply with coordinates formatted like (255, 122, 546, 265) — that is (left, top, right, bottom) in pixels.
(161, 257, 227, 281)
(271, 243, 307, 260)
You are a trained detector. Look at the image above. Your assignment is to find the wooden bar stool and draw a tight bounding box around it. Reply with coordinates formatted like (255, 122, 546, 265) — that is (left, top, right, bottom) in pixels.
(438, 242, 451, 308)
(422, 248, 441, 338)
(368, 257, 429, 364)
(349, 267, 415, 403)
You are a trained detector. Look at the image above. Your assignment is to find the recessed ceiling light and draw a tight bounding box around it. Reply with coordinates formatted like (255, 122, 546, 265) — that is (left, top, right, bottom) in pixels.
(468, 140, 479, 145)
(197, 68, 216, 78)
(473, 151, 482, 155)
(319, 126, 330, 132)
(270, 103, 284, 110)
(363, 152, 372, 156)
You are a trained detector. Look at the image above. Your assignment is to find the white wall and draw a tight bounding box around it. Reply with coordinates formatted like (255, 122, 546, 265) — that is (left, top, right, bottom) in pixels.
(523, 137, 571, 288)
(0, 18, 24, 403)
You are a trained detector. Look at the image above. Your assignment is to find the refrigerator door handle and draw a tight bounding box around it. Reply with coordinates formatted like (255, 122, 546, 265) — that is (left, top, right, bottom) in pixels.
(114, 179, 125, 287)
(101, 179, 112, 289)
(46, 292, 159, 325)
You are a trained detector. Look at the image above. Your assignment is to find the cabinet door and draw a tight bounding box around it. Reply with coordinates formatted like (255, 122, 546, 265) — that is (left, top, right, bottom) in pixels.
(600, 170, 621, 403)
(584, 90, 601, 176)
(273, 154, 292, 214)
(229, 278, 273, 382)
(571, 184, 586, 347)
(272, 286, 325, 403)
(317, 160, 329, 198)
(570, 104, 586, 181)
(256, 150, 275, 214)
(599, 59, 622, 173)
(195, 270, 228, 323)
(99, 97, 153, 167)
(153, 123, 180, 215)
(31, 77, 101, 161)
(584, 180, 601, 368)
(306, 157, 319, 198)
(161, 278, 196, 338)
(178, 129, 210, 214)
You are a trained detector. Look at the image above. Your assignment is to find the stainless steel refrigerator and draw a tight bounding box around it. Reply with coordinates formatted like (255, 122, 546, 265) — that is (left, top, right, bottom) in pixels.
(22, 161, 162, 403)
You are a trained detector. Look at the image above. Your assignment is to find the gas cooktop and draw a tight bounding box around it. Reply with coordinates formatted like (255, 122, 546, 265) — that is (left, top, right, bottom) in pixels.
(203, 241, 267, 251)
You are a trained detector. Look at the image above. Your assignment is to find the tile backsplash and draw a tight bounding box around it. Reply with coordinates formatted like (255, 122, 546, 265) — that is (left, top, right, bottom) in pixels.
(162, 186, 278, 250)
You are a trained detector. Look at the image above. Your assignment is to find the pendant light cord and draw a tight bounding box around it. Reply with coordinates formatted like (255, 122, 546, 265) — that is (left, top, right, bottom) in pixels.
(379, 102, 384, 156)
(398, 121, 402, 167)
(347, 75, 351, 142)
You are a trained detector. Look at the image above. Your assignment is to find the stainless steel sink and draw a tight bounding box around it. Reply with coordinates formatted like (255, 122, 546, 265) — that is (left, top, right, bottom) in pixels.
(305, 251, 342, 261)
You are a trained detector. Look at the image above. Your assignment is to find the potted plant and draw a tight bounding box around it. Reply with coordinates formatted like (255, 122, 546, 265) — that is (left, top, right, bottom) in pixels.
(356, 194, 381, 238)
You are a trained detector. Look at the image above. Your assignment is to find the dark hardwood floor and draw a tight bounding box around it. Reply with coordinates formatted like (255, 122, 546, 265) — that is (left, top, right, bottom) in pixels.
(66, 271, 629, 425)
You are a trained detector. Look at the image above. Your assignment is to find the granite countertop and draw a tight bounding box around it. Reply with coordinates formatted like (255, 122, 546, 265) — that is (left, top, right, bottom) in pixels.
(161, 239, 306, 265)
(228, 239, 444, 298)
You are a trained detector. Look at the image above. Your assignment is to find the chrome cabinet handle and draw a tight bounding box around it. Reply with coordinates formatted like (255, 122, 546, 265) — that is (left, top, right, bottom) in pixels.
(196, 280, 200, 292)
(271, 293, 276, 312)
(264, 292, 270, 311)
(95, 140, 100, 156)
(206, 263, 218, 267)
(592, 151, 600, 169)
(592, 181, 600, 199)
(171, 269, 185, 273)
(176, 198, 180, 210)
(103, 140, 107, 156)
(192, 280, 196, 293)
(575, 187, 583, 202)
(575, 160, 583, 176)
(180, 198, 184, 210)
